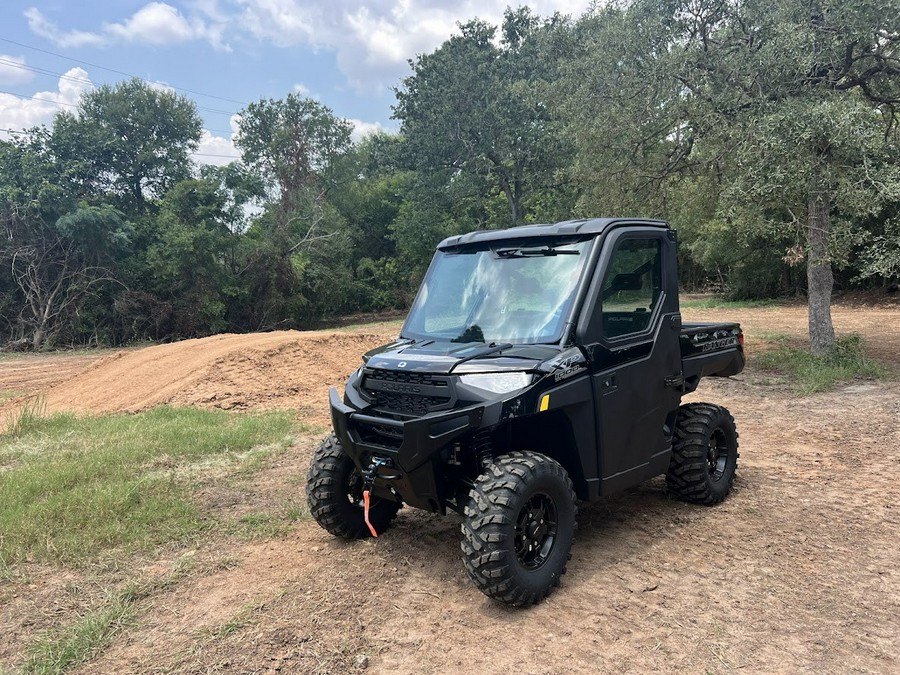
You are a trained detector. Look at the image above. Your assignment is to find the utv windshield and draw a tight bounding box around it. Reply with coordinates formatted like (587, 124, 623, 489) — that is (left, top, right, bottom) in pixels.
(402, 239, 593, 344)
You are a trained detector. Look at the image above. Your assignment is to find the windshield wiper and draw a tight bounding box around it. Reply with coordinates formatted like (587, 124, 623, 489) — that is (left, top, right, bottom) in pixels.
(448, 342, 514, 373)
(494, 246, 579, 258)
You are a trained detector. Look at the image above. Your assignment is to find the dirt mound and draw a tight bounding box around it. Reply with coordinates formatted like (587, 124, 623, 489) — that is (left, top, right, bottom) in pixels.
(31, 330, 394, 426)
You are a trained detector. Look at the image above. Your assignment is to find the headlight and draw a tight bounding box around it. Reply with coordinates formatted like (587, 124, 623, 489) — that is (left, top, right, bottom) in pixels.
(458, 371, 533, 394)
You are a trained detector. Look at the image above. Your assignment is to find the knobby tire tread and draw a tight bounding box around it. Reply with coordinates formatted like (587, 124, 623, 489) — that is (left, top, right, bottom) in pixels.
(460, 451, 577, 607)
(306, 434, 401, 539)
(667, 403, 739, 505)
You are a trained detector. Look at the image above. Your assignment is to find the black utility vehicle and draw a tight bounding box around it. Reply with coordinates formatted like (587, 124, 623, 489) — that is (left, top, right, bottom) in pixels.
(307, 218, 744, 606)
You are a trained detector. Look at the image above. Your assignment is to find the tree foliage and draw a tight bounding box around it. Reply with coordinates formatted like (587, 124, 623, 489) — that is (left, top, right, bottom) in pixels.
(561, 0, 900, 352)
(394, 7, 576, 227)
(1, 2, 898, 352)
(52, 79, 202, 214)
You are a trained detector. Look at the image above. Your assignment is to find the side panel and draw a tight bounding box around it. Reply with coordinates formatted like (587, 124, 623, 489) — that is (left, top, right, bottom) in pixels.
(516, 373, 600, 501)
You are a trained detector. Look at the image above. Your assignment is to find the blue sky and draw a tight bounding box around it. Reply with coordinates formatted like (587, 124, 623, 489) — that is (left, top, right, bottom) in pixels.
(0, 1, 590, 164)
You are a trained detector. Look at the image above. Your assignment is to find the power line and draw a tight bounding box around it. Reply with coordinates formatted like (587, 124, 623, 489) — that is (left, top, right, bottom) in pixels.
(2, 127, 239, 160)
(0, 55, 94, 87)
(0, 57, 238, 116)
(0, 58, 237, 117)
(0, 36, 250, 107)
(0, 90, 237, 141)
(0, 87, 80, 109)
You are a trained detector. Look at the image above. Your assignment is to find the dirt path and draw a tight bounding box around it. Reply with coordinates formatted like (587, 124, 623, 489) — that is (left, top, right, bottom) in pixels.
(67, 375, 899, 674)
(1, 305, 899, 673)
(0, 353, 107, 396)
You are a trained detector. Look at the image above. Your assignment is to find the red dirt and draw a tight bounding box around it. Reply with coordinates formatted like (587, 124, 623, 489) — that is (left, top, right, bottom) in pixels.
(0, 305, 898, 673)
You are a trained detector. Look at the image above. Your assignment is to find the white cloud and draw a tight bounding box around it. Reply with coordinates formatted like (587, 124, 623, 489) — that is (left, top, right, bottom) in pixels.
(237, 0, 317, 46)
(0, 67, 92, 140)
(192, 115, 241, 166)
(25, 2, 592, 89)
(292, 82, 322, 100)
(348, 118, 387, 142)
(24, 3, 231, 51)
(105, 2, 197, 45)
(147, 80, 177, 94)
(0, 55, 35, 86)
(235, 0, 594, 90)
(25, 8, 107, 48)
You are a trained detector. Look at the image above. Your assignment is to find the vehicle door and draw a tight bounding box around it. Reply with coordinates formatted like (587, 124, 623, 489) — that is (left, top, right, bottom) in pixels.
(576, 227, 682, 494)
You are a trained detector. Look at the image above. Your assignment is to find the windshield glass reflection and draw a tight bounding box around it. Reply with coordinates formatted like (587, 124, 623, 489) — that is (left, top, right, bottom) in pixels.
(403, 240, 591, 344)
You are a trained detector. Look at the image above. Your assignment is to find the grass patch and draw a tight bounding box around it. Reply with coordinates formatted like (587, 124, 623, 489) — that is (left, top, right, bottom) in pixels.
(23, 592, 134, 674)
(681, 296, 781, 310)
(0, 407, 294, 567)
(22, 571, 188, 674)
(0, 389, 24, 404)
(234, 513, 291, 540)
(4, 395, 48, 437)
(753, 333, 890, 393)
(332, 318, 404, 333)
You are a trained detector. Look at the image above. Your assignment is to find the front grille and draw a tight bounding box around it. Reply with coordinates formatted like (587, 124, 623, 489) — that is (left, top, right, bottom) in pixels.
(371, 392, 445, 416)
(365, 370, 447, 386)
(362, 368, 454, 417)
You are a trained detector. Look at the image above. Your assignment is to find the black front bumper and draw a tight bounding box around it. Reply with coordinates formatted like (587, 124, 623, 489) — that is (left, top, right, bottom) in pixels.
(329, 388, 497, 511)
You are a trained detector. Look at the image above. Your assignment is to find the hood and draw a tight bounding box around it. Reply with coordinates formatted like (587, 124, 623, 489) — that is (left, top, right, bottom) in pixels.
(362, 339, 560, 374)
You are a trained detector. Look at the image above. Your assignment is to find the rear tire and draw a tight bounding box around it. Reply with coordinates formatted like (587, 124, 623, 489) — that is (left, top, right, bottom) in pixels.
(460, 451, 577, 606)
(306, 434, 401, 539)
(667, 403, 739, 504)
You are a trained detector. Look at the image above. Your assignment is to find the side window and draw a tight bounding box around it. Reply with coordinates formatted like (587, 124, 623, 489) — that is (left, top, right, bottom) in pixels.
(600, 238, 662, 338)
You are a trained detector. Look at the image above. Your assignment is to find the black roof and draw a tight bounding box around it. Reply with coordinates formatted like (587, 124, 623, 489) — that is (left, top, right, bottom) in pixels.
(437, 218, 669, 250)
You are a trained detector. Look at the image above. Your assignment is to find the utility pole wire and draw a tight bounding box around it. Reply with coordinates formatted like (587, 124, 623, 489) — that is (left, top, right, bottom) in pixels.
(0, 35, 249, 107)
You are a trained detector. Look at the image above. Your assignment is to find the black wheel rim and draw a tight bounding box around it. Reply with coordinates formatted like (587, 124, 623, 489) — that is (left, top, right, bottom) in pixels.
(707, 428, 729, 482)
(514, 493, 558, 570)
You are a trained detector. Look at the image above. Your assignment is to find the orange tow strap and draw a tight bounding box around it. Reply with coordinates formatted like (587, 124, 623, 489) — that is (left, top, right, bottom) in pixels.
(363, 490, 378, 537)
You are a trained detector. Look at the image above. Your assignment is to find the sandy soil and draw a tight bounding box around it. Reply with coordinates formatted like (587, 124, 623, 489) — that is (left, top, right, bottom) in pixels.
(0, 328, 398, 428)
(1, 304, 898, 673)
(0, 352, 106, 396)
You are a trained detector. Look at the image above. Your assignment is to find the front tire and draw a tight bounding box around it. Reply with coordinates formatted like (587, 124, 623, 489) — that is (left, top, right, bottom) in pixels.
(667, 403, 739, 504)
(460, 451, 577, 606)
(306, 434, 401, 539)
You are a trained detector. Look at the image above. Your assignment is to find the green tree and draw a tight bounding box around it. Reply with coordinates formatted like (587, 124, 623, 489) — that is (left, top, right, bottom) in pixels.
(146, 178, 238, 336)
(234, 94, 356, 327)
(681, 0, 900, 353)
(236, 94, 352, 234)
(329, 133, 414, 308)
(0, 136, 131, 349)
(199, 162, 267, 233)
(51, 78, 202, 214)
(556, 4, 688, 216)
(563, 0, 900, 353)
(394, 8, 575, 226)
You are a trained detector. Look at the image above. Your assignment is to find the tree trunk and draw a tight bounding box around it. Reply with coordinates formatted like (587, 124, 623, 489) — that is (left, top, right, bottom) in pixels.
(494, 166, 524, 224)
(32, 327, 45, 351)
(806, 192, 835, 355)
